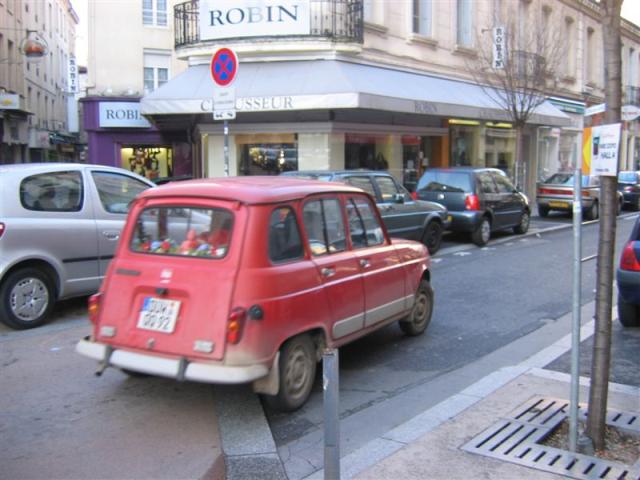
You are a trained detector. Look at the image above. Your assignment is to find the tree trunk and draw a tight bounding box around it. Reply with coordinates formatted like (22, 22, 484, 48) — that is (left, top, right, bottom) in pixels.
(514, 123, 525, 191)
(586, 0, 622, 451)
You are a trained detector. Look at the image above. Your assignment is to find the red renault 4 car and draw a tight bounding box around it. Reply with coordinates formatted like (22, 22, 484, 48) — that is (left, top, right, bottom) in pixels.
(76, 177, 433, 411)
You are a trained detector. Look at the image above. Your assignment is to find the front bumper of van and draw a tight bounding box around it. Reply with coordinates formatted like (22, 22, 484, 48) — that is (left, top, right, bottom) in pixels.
(76, 337, 269, 384)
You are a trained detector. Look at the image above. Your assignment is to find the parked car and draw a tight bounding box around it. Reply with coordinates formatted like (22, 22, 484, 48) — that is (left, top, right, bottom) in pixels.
(76, 177, 433, 411)
(0, 163, 154, 329)
(536, 173, 622, 220)
(617, 170, 640, 211)
(414, 167, 530, 247)
(282, 170, 450, 254)
(616, 214, 640, 327)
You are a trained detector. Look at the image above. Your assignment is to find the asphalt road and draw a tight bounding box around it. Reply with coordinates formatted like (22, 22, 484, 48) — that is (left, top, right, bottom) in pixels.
(1, 211, 638, 480)
(267, 212, 640, 479)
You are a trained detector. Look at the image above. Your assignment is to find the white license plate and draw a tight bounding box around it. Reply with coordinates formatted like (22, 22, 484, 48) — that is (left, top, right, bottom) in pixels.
(137, 297, 181, 333)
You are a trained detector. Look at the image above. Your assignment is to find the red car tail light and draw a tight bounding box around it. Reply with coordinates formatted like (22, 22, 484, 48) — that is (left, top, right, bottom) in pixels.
(227, 307, 247, 344)
(620, 241, 640, 272)
(88, 293, 101, 324)
(465, 194, 480, 211)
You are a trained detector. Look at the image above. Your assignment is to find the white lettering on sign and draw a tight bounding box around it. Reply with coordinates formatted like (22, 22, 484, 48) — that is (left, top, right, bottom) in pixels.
(201, 96, 295, 112)
(199, 0, 310, 40)
(236, 96, 294, 111)
(99, 102, 152, 128)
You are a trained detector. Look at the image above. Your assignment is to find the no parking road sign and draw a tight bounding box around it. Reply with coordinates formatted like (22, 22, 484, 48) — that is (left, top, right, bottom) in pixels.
(210, 48, 238, 87)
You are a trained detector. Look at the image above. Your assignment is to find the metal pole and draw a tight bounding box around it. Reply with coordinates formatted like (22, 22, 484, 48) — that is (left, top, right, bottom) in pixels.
(569, 166, 582, 452)
(223, 120, 229, 177)
(323, 348, 340, 480)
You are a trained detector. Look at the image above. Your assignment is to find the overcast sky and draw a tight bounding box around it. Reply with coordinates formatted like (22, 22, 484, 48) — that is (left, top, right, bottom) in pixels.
(72, 0, 640, 66)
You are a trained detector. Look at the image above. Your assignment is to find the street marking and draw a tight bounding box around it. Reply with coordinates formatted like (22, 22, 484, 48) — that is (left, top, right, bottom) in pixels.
(453, 251, 472, 257)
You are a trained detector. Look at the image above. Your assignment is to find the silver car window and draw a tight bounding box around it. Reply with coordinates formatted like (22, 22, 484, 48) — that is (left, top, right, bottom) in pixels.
(20, 171, 83, 212)
(91, 171, 150, 214)
(374, 176, 399, 203)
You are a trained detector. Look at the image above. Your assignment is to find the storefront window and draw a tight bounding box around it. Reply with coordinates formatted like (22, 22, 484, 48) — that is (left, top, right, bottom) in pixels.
(449, 121, 516, 180)
(121, 146, 173, 181)
(484, 125, 516, 177)
(450, 124, 476, 166)
(345, 134, 389, 171)
(402, 136, 433, 192)
(236, 134, 298, 175)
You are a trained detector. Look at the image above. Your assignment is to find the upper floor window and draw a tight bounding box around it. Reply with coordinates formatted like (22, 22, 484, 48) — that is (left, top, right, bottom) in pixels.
(456, 0, 473, 47)
(143, 50, 170, 94)
(564, 16, 576, 79)
(413, 0, 432, 37)
(143, 0, 167, 27)
(629, 47, 637, 87)
(363, 0, 373, 22)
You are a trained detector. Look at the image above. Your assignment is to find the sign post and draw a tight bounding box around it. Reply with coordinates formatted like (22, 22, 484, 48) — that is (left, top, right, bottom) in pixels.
(210, 48, 239, 177)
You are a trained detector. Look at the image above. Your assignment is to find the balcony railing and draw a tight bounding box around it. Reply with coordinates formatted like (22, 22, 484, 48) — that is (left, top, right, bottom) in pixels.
(624, 86, 640, 106)
(174, 0, 363, 49)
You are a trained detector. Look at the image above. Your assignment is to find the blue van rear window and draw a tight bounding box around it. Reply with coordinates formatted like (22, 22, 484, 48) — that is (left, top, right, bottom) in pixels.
(417, 171, 472, 193)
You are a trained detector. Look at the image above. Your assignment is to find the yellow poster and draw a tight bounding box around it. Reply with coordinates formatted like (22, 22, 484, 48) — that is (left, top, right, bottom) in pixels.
(582, 127, 591, 175)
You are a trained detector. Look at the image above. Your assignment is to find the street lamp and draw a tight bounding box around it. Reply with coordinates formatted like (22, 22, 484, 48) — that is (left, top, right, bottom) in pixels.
(20, 30, 48, 60)
(0, 28, 48, 63)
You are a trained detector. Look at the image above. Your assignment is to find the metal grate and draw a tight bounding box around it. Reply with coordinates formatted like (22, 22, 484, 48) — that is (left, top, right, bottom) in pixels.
(462, 397, 640, 480)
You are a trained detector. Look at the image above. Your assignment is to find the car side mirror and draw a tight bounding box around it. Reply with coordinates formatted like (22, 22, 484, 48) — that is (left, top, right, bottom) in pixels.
(393, 193, 405, 204)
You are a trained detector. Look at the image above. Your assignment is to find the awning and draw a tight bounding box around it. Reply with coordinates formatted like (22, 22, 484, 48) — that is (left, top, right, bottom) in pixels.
(141, 59, 570, 127)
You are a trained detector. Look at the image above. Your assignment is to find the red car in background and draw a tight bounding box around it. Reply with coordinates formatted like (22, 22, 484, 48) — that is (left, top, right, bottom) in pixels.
(76, 177, 433, 411)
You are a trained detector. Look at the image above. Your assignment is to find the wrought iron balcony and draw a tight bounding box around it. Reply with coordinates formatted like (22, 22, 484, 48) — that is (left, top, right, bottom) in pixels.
(174, 0, 363, 49)
(624, 85, 640, 106)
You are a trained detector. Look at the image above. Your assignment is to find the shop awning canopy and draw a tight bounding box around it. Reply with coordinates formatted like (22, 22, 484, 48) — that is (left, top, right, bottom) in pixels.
(140, 59, 570, 127)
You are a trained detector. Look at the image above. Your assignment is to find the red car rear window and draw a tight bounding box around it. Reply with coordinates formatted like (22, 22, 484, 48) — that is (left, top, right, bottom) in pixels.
(130, 206, 233, 259)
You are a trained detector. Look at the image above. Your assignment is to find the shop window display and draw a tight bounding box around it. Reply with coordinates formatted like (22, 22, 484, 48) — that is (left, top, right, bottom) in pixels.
(345, 134, 388, 171)
(121, 146, 173, 181)
(236, 134, 298, 176)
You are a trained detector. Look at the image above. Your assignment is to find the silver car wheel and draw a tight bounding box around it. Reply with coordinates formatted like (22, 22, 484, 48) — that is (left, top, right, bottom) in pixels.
(481, 220, 491, 243)
(10, 277, 49, 322)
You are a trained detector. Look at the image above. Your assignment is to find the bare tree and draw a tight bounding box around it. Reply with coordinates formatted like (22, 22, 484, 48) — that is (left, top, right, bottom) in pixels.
(586, 0, 623, 451)
(467, 4, 565, 193)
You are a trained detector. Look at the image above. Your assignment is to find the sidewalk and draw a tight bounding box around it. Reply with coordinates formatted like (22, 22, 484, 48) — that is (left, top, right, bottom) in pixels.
(307, 318, 640, 480)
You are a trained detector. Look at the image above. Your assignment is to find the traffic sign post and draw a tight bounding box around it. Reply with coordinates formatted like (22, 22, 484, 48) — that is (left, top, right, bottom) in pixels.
(210, 48, 239, 177)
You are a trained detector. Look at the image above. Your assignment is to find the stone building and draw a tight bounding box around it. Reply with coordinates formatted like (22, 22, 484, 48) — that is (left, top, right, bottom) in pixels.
(0, 0, 80, 163)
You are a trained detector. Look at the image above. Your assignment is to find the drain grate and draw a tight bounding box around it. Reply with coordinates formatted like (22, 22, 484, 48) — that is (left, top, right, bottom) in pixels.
(462, 397, 640, 480)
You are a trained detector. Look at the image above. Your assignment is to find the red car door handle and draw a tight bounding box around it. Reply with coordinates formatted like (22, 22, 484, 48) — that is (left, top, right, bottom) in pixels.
(321, 267, 336, 278)
(359, 259, 371, 268)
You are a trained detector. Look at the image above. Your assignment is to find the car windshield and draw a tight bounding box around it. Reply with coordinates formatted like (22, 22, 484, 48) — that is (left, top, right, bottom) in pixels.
(543, 173, 590, 187)
(282, 172, 334, 181)
(416, 171, 472, 193)
(618, 172, 638, 184)
(130, 206, 233, 259)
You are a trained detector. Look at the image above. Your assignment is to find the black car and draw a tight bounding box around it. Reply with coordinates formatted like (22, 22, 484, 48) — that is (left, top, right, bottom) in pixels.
(282, 170, 450, 254)
(415, 167, 530, 246)
(616, 214, 640, 327)
(617, 171, 640, 211)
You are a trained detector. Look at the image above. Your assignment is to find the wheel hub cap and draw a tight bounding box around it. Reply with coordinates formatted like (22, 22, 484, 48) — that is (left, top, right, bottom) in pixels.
(10, 278, 48, 321)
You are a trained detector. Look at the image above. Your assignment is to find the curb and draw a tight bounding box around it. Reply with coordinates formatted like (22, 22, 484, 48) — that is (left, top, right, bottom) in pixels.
(212, 387, 287, 480)
(305, 305, 637, 480)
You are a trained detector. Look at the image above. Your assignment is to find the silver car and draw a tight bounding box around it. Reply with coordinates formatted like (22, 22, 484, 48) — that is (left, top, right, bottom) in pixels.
(0, 163, 154, 329)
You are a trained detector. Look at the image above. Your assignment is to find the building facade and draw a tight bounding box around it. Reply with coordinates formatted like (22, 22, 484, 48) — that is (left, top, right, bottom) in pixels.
(81, 0, 190, 182)
(0, 0, 80, 163)
(84, 0, 640, 195)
